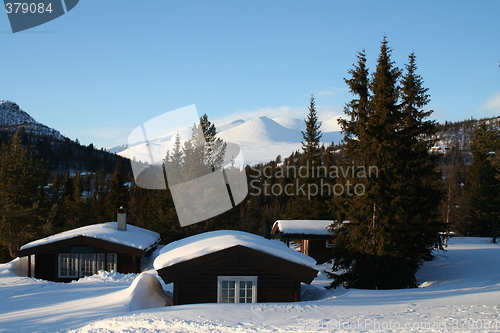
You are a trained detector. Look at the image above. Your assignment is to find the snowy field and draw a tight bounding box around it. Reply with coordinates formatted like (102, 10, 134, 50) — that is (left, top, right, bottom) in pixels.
(1, 237, 500, 333)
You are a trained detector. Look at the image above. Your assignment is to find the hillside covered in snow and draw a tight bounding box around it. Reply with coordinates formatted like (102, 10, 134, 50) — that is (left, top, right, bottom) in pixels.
(1, 237, 500, 333)
(114, 115, 344, 165)
(112, 113, 500, 166)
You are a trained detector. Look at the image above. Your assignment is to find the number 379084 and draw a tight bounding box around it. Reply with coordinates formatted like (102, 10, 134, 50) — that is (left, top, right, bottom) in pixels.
(5, 2, 54, 14)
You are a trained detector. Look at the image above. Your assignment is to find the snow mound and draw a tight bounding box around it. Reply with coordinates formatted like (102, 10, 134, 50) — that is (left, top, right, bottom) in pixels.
(124, 272, 171, 311)
(154, 230, 317, 270)
(71, 271, 138, 284)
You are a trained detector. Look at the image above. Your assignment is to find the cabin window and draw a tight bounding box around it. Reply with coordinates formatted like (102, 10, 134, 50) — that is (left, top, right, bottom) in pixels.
(58, 254, 79, 278)
(80, 254, 97, 277)
(97, 253, 117, 272)
(58, 253, 117, 278)
(325, 239, 334, 248)
(107, 253, 117, 271)
(217, 276, 257, 303)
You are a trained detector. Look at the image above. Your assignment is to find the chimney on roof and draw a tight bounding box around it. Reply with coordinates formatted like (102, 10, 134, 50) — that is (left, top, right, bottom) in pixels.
(264, 220, 271, 239)
(117, 207, 127, 231)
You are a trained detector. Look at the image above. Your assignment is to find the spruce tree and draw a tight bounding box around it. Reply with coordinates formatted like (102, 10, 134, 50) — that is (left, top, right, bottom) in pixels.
(200, 113, 226, 170)
(329, 38, 442, 289)
(284, 94, 331, 219)
(301, 94, 322, 162)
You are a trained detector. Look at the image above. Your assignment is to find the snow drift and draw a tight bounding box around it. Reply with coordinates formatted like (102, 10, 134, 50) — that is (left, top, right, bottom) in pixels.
(124, 272, 172, 311)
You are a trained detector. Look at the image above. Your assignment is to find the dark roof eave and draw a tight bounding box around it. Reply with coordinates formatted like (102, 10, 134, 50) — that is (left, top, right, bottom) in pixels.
(156, 245, 318, 284)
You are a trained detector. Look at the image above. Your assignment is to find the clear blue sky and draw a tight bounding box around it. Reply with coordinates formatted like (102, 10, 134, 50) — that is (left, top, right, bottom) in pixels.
(1, 0, 499, 149)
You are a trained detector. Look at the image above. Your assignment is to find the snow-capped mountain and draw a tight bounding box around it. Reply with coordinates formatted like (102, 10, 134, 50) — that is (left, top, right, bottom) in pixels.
(0, 101, 66, 141)
(272, 117, 305, 131)
(113, 116, 344, 165)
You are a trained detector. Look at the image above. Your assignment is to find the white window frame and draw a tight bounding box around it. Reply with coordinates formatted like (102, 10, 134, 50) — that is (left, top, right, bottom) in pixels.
(58, 254, 79, 278)
(217, 276, 257, 303)
(325, 239, 334, 248)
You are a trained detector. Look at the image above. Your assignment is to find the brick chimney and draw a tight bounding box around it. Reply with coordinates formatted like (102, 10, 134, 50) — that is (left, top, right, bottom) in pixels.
(117, 207, 127, 231)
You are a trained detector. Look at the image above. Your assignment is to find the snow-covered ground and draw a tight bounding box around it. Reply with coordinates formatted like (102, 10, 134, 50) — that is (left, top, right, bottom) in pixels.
(1, 237, 500, 333)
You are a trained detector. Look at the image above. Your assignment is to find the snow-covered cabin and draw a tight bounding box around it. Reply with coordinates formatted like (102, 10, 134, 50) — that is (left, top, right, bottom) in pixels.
(16, 222, 160, 282)
(154, 230, 318, 305)
(272, 220, 333, 264)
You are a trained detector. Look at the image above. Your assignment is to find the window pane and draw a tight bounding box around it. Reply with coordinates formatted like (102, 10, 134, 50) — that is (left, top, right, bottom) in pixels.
(97, 253, 105, 271)
(107, 253, 117, 271)
(239, 280, 254, 303)
(220, 279, 236, 303)
(80, 254, 96, 277)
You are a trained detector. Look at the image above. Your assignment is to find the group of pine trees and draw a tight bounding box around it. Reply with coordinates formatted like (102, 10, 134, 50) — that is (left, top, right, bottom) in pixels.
(1, 37, 499, 290)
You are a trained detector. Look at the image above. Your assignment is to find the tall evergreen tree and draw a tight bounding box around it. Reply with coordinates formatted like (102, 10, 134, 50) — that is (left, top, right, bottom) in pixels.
(301, 94, 322, 162)
(285, 94, 330, 219)
(200, 113, 226, 170)
(329, 38, 442, 289)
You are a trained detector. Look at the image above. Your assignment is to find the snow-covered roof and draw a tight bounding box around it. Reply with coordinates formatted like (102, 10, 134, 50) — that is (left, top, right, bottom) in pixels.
(153, 230, 317, 270)
(272, 220, 333, 236)
(19, 222, 160, 252)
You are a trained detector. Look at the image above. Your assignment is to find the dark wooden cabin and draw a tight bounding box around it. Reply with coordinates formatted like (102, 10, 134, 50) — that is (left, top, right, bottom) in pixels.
(16, 222, 160, 282)
(154, 230, 318, 305)
(272, 220, 334, 264)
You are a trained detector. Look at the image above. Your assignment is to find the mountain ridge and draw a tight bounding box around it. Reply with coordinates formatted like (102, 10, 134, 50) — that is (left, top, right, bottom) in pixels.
(0, 100, 66, 141)
(0, 101, 129, 174)
(114, 115, 344, 165)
